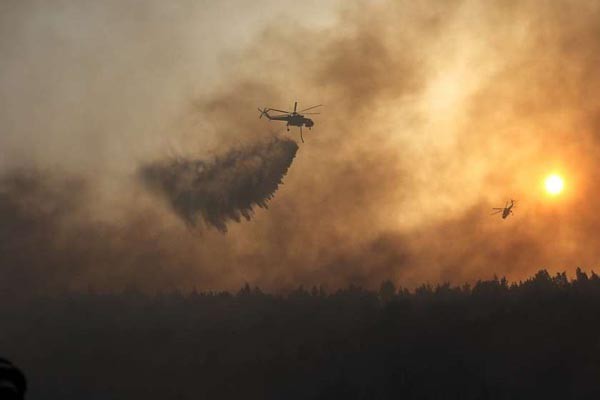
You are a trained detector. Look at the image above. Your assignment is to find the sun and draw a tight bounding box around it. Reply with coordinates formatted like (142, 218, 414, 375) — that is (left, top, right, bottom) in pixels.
(545, 174, 564, 196)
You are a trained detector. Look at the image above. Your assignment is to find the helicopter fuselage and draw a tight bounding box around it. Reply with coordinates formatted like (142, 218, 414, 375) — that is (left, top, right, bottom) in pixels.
(268, 113, 313, 128)
(492, 200, 516, 219)
(501, 202, 515, 218)
(259, 102, 321, 142)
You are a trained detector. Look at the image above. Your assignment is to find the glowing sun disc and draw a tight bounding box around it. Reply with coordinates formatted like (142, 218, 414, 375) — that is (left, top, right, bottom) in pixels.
(545, 174, 564, 196)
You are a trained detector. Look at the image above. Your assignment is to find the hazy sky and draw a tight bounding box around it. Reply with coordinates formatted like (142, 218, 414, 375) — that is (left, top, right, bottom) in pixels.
(2, 0, 600, 294)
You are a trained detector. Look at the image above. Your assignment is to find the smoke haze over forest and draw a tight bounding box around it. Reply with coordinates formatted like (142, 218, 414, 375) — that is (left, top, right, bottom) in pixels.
(2, 0, 600, 294)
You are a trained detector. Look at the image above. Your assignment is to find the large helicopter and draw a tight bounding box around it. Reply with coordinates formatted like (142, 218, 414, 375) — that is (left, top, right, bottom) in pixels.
(491, 199, 517, 219)
(258, 102, 322, 143)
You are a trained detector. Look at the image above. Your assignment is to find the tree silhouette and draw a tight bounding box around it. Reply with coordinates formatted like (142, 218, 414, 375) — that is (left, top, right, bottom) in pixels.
(3, 269, 600, 399)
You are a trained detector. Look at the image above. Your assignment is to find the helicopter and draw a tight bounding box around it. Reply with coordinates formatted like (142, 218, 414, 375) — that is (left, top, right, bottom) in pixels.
(491, 199, 517, 219)
(258, 102, 322, 143)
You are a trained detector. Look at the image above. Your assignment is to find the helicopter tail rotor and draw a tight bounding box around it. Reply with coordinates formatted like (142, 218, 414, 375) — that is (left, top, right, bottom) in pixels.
(258, 108, 269, 119)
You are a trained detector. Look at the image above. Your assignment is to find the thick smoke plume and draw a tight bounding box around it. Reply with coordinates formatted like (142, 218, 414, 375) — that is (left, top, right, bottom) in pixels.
(139, 137, 298, 232)
(5, 0, 600, 294)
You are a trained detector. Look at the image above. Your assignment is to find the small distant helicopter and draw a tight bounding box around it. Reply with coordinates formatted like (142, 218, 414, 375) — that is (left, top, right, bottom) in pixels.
(491, 199, 517, 219)
(258, 101, 322, 143)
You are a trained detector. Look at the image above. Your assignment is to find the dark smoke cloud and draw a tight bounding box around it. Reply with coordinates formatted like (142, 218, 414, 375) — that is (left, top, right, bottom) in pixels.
(139, 137, 298, 232)
(0, 169, 233, 297)
(5, 0, 600, 295)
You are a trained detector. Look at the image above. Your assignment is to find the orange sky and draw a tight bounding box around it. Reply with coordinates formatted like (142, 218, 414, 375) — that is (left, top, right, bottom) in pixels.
(2, 0, 600, 294)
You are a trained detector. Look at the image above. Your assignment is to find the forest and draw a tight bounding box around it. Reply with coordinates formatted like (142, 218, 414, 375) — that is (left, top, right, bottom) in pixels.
(3, 269, 600, 399)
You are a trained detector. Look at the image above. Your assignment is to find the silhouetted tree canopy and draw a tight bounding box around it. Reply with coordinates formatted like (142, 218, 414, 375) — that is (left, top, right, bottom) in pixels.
(3, 270, 600, 399)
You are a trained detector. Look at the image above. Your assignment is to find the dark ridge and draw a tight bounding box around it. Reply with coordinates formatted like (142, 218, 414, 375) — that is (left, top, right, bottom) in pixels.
(4, 269, 600, 399)
(139, 137, 298, 232)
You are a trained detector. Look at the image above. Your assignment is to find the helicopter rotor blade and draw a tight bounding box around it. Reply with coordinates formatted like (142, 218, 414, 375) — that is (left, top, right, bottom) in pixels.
(269, 108, 292, 114)
(491, 210, 503, 215)
(302, 112, 320, 115)
(299, 104, 323, 112)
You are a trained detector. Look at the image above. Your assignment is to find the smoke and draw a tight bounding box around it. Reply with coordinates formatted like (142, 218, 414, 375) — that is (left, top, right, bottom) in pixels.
(139, 137, 298, 232)
(4, 0, 600, 295)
